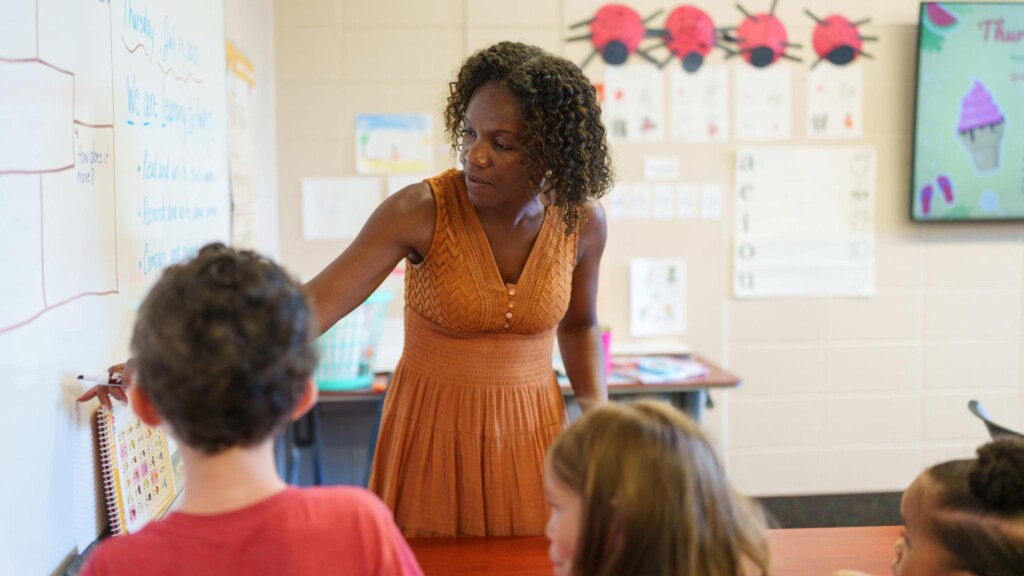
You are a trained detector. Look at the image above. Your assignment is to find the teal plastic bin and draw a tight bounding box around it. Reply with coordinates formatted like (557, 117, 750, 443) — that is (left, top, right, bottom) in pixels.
(313, 291, 394, 391)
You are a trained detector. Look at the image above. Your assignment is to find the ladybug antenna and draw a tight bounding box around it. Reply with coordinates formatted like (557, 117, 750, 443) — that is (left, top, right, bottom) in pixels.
(857, 49, 874, 60)
(804, 9, 826, 25)
(568, 16, 595, 30)
(769, 0, 779, 16)
(781, 53, 802, 63)
(810, 56, 825, 70)
(715, 41, 739, 58)
(851, 17, 872, 27)
(646, 28, 667, 39)
(579, 49, 599, 70)
(736, 3, 754, 20)
(859, 35, 879, 42)
(566, 32, 593, 43)
(785, 42, 802, 48)
(636, 48, 663, 67)
(642, 9, 664, 24)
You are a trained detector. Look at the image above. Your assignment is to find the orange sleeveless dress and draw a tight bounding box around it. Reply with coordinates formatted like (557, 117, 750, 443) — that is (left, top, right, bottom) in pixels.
(368, 168, 576, 537)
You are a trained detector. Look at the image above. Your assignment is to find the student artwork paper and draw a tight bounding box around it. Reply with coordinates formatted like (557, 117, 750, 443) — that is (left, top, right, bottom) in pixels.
(644, 156, 680, 180)
(355, 114, 434, 175)
(734, 64, 792, 141)
(733, 147, 876, 298)
(652, 184, 675, 220)
(602, 64, 665, 142)
(807, 63, 864, 139)
(630, 259, 687, 337)
(670, 65, 729, 142)
(302, 178, 382, 240)
(630, 183, 653, 220)
(605, 182, 630, 221)
(676, 184, 697, 220)
(700, 183, 723, 220)
(226, 41, 259, 250)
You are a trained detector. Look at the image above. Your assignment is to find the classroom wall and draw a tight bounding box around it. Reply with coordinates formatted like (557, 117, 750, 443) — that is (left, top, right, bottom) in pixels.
(274, 0, 1021, 497)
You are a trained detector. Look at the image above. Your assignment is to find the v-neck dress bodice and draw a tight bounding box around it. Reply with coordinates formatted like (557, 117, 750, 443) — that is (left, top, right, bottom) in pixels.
(368, 168, 578, 537)
(403, 169, 574, 335)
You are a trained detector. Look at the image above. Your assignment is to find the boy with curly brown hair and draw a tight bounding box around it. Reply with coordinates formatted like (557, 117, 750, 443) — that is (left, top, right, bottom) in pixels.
(82, 243, 422, 576)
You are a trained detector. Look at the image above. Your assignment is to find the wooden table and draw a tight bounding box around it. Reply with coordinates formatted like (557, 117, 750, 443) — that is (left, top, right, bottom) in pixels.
(410, 526, 901, 576)
(590, 353, 741, 422)
(289, 355, 740, 485)
(769, 525, 900, 575)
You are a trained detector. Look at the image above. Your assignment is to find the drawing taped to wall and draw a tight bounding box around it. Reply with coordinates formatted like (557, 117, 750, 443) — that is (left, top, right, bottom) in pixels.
(630, 258, 687, 337)
(354, 114, 434, 175)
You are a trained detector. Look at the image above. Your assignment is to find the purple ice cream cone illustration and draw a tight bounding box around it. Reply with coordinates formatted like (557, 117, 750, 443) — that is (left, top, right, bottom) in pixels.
(921, 183, 934, 215)
(957, 80, 1005, 173)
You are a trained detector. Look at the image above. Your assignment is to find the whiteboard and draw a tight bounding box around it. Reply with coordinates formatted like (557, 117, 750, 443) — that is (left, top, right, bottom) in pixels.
(0, 0, 229, 573)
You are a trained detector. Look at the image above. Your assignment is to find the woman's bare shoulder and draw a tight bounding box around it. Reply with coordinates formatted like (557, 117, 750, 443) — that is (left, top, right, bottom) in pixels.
(577, 200, 607, 244)
(387, 180, 435, 216)
(376, 180, 436, 258)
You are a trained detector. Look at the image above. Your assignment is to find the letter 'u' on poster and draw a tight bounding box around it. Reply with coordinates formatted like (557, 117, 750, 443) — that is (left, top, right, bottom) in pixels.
(301, 177, 383, 240)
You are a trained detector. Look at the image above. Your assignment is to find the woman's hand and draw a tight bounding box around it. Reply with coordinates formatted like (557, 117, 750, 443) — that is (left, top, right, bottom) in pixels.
(76, 360, 135, 409)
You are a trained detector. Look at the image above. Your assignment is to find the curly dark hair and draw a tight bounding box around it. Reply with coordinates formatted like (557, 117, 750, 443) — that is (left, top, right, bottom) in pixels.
(444, 41, 614, 234)
(130, 243, 318, 454)
(924, 437, 1024, 575)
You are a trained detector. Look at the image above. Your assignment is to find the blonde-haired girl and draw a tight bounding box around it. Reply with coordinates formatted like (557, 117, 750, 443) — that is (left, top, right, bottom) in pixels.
(544, 400, 770, 576)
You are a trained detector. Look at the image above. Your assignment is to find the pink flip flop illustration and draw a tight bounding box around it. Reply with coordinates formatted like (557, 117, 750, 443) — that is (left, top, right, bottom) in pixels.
(937, 174, 954, 204)
(921, 183, 934, 215)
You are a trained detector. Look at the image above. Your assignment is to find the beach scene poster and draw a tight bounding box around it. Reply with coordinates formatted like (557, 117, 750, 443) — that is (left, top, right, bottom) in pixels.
(355, 113, 434, 175)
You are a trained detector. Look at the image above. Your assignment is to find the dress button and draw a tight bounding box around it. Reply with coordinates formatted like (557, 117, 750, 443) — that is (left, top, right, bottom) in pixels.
(508, 301, 516, 308)
(505, 311, 513, 319)
(503, 323, 510, 329)
(508, 287, 516, 296)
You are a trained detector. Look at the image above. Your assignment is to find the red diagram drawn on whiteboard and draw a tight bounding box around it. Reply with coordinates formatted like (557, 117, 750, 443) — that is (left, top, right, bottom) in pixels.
(0, 0, 119, 334)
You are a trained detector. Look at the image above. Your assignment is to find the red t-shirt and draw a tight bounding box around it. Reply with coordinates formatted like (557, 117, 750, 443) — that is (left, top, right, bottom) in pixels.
(81, 486, 423, 576)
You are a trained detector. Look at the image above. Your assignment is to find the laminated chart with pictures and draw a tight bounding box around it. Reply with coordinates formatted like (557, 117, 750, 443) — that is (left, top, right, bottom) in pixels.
(733, 147, 876, 298)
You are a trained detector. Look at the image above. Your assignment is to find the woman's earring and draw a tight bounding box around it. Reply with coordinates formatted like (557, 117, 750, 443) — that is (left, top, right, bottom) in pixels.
(539, 170, 553, 191)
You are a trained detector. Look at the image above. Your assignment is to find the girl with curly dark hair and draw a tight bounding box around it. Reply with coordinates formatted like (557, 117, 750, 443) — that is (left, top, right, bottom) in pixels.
(834, 437, 1024, 576)
(304, 41, 614, 537)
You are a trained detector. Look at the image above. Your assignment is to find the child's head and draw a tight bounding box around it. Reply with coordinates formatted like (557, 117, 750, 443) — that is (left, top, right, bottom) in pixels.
(129, 243, 318, 454)
(544, 400, 769, 576)
(895, 437, 1024, 576)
